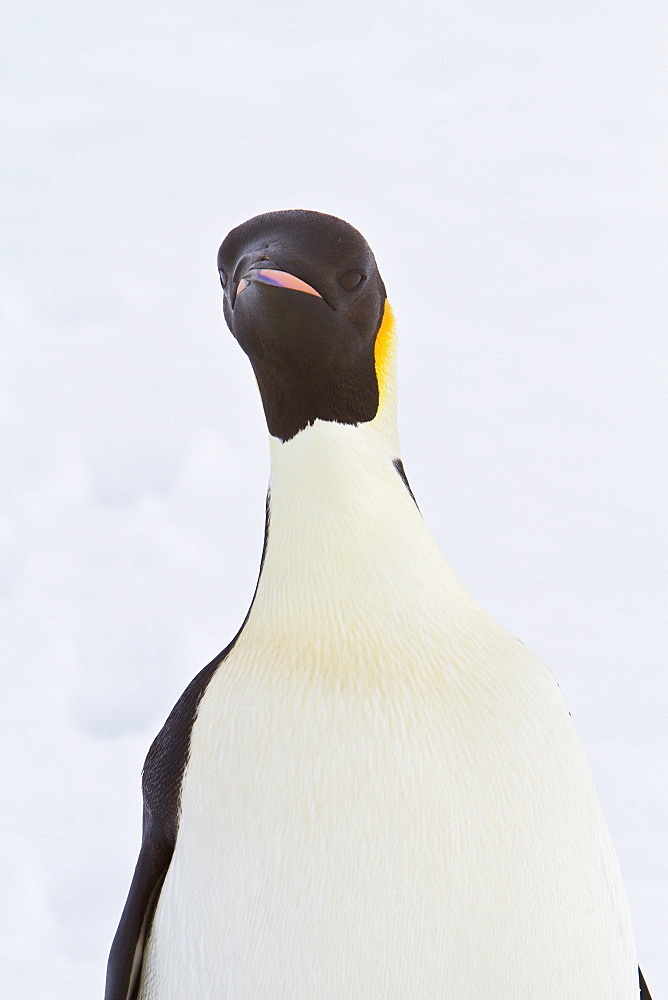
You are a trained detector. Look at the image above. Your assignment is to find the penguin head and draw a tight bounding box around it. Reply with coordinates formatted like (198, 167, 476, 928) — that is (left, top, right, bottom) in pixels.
(218, 210, 393, 442)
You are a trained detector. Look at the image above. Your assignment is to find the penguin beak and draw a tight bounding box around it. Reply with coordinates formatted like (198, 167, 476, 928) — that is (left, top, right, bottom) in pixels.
(235, 268, 322, 304)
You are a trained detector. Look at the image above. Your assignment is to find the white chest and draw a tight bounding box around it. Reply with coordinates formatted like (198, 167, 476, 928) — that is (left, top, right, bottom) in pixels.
(139, 622, 636, 1000)
(138, 420, 636, 998)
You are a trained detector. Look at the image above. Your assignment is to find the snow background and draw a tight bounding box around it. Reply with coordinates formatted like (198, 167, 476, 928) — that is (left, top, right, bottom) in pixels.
(1, 0, 665, 995)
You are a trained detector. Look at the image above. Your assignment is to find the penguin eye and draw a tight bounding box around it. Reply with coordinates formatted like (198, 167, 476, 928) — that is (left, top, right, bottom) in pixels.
(339, 270, 365, 290)
(218, 268, 227, 289)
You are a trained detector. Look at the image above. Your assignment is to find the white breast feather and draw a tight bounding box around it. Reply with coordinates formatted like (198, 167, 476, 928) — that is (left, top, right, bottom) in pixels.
(138, 418, 637, 1000)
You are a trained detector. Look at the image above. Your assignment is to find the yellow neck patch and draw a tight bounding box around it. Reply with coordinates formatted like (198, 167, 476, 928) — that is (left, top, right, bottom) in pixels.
(373, 300, 396, 406)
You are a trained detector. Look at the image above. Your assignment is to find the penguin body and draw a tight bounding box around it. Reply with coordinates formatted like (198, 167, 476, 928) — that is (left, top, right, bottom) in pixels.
(106, 211, 647, 1000)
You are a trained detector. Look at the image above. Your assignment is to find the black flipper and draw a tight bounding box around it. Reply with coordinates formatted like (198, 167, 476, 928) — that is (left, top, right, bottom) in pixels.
(105, 811, 171, 1000)
(639, 967, 652, 999)
(104, 653, 228, 1000)
(105, 496, 271, 1000)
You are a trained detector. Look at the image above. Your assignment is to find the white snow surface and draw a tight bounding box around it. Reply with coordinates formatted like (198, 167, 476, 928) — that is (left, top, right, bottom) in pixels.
(1, 1, 665, 996)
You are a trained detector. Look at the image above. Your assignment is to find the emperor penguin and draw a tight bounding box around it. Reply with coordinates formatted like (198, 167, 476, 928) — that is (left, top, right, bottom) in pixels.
(106, 210, 651, 1000)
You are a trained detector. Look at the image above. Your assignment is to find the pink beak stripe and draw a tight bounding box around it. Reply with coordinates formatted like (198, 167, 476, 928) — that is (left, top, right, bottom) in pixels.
(237, 269, 322, 299)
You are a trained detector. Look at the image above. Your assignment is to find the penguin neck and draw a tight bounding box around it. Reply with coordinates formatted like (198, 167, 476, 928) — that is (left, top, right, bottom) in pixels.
(243, 407, 465, 651)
